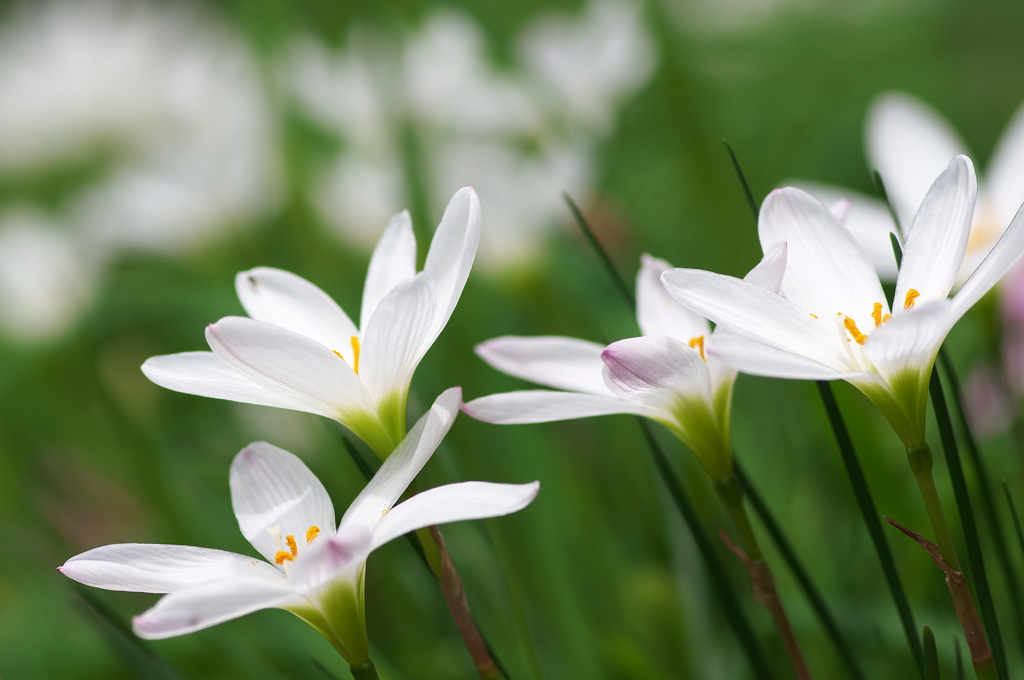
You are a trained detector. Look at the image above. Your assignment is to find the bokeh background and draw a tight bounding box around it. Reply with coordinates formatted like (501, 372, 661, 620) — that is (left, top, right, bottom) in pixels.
(2, 0, 1024, 678)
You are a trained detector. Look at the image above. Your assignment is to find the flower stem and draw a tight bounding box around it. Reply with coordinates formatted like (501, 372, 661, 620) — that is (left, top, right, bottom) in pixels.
(906, 444, 961, 572)
(350, 660, 380, 680)
(716, 475, 812, 680)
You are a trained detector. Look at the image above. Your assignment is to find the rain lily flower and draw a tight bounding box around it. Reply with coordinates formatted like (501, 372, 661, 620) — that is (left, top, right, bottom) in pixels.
(142, 188, 480, 457)
(463, 246, 786, 481)
(663, 155, 1024, 450)
(59, 388, 539, 670)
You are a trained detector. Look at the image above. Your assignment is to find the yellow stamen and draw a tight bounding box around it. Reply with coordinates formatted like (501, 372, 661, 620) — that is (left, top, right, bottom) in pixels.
(809, 313, 818, 319)
(306, 526, 320, 544)
(904, 288, 920, 310)
(274, 551, 294, 565)
(843, 316, 868, 345)
(871, 302, 891, 327)
(285, 535, 298, 555)
(350, 336, 361, 374)
(333, 349, 346, 362)
(688, 336, 706, 362)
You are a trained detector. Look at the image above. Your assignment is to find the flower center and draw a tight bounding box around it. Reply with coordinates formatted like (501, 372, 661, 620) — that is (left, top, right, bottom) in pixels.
(839, 289, 920, 346)
(274, 525, 321, 565)
(688, 336, 706, 362)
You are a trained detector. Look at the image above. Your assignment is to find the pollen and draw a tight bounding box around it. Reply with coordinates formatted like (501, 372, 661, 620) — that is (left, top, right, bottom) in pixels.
(871, 302, 891, 327)
(904, 288, 920, 310)
(809, 313, 818, 319)
(306, 526, 320, 544)
(350, 336, 361, 374)
(843, 316, 868, 345)
(688, 336, 706, 362)
(275, 534, 299, 564)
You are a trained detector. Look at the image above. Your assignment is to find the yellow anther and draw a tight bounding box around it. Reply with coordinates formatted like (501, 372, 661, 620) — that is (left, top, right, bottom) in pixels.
(333, 349, 346, 362)
(306, 526, 320, 544)
(843, 316, 868, 345)
(688, 336, 706, 362)
(350, 336, 361, 374)
(871, 302, 891, 327)
(904, 288, 920, 310)
(809, 313, 818, 319)
(274, 551, 295, 565)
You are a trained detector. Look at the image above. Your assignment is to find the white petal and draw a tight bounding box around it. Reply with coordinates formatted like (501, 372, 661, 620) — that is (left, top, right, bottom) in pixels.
(341, 388, 461, 530)
(60, 544, 285, 594)
(743, 240, 787, 293)
(462, 390, 658, 424)
(358, 273, 436, 402)
(601, 336, 710, 410)
(231, 442, 336, 564)
(953, 201, 1024, 319)
(132, 578, 303, 640)
(759, 188, 887, 331)
(794, 181, 900, 280)
(661, 268, 851, 371)
(635, 254, 709, 340)
(475, 335, 611, 395)
(142, 352, 308, 411)
(288, 525, 372, 595)
(708, 333, 845, 381)
(895, 156, 976, 306)
(866, 92, 969, 230)
(863, 301, 954, 384)
(206, 316, 374, 419)
(370, 481, 540, 551)
(235, 268, 359, 354)
(987, 98, 1024, 226)
(423, 187, 481, 344)
(360, 211, 417, 332)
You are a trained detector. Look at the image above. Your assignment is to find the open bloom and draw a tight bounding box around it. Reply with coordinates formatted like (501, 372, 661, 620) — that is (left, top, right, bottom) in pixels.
(59, 388, 539, 666)
(463, 247, 785, 480)
(142, 188, 480, 457)
(664, 156, 1024, 448)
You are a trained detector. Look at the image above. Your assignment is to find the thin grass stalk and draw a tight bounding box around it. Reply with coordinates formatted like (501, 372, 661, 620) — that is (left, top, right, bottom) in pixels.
(735, 462, 867, 680)
(929, 367, 1005, 678)
(562, 192, 635, 312)
(1003, 483, 1024, 565)
(724, 140, 759, 220)
(923, 627, 939, 680)
(815, 382, 924, 675)
(639, 422, 776, 679)
(938, 349, 1024, 652)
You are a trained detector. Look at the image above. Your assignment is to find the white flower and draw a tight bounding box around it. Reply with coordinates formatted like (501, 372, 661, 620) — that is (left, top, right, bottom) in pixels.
(802, 91, 1024, 287)
(663, 156, 1024, 448)
(142, 188, 480, 457)
(58, 388, 539, 665)
(463, 247, 785, 480)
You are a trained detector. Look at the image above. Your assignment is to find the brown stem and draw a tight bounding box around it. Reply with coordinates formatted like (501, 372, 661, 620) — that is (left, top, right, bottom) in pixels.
(885, 517, 994, 671)
(429, 526, 503, 680)
(721, 531, 812, 680)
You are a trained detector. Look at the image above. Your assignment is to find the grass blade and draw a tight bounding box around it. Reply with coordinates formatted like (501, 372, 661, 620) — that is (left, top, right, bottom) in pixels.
(815, 381, 924, 675)
(562, 192, 635, 312)
(929, 367, 1007, 679)
(640, 421, 775, 679)
(923, 627, 939, 680)
(1003, 483, 1024, 565)
(724, 140, 759, 221)
(734, 461, 867, 680)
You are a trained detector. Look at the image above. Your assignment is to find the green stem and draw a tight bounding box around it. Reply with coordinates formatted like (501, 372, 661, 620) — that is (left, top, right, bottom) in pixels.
(715, 475, 763, 559)
(906, 443, 962, 572)
(350, 660, 380, 680)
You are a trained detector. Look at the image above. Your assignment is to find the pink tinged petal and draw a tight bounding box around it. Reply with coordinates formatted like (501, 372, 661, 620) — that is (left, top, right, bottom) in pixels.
(635, 254, 709, 340)
(360, 211, 417, 332)
(132, 578, 303, 640)
(358, 273, 436, 402)
(661, 268, 852, 371)
(601, 336, 711, 411)
(863, 302, 954, 383)
(235, 268, 359, 354)
(288, 525, 372, 595)
(142, 352, 307, 411)
(370, 481, 540, 551)
(423, 187, 481, 345)
(341, 388, 461, 530)
(987, 98, 1024, 225)
(708, 332, 846, 381)
(866, 92, 969, 229)
(206, 316, 374, 419)
(742, 240, 787, 294)
(231, 442, 337, 564)
(952, 200, 1024, 320)
(59, 544, 285, 594)
(475, 335, 611, 395)
(462, 390, 659, 424)
(759, 187, 887, 331)
(895, 156, 977, 305)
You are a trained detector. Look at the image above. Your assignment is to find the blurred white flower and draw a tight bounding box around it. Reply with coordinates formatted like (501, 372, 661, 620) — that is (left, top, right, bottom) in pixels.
(0, 0, 280, 339)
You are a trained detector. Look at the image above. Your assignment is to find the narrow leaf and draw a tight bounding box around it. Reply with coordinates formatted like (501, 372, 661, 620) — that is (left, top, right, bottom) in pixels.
(724, 140, 759, 222)
(923, 627, 939, 680)
(562, 192, 634, 311)
(1003, 482, 1024, 567)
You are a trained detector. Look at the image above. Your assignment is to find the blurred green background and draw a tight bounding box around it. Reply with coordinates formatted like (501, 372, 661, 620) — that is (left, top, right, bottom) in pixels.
(2, 0, 1024, 678)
